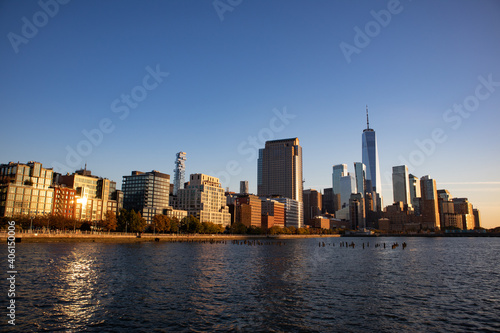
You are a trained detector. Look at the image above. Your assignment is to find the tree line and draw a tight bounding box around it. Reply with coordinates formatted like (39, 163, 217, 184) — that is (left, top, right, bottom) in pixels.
(0, 210, 338, 235)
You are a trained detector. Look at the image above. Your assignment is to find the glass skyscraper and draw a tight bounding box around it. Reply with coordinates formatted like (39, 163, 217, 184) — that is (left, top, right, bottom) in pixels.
(173, 151, 186, 196)
(361, 107, 381, 194)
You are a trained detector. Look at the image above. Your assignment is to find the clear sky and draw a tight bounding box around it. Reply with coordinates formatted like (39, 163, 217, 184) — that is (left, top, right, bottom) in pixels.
(1, 0, 499, 228)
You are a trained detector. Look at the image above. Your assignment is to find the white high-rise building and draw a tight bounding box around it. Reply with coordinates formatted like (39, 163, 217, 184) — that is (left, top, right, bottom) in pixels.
(177, 174, 231, 227)
(173, 151, 187, 196)
(340, 173, 356, 209)
(332, 164, 348, 196)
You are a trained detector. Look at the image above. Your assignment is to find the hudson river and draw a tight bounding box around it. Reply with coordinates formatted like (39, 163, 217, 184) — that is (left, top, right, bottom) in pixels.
(6, 237, 500, 332)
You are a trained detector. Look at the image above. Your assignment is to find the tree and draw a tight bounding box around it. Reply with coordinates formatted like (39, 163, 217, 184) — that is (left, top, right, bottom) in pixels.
(103, 211, 117, 231)
(230, 222, 248, 235)
(129, 211, 146, 233)
(116, 209, 146, 233)
(80, 221, 92, 231)
(181, 215, 202, 234)
(117, 209, 129, 232)
(170, 217, 179, 233)
(152, 214, 171, 233)
(268, 226, 283, 235)
(247, 225, 262, 235)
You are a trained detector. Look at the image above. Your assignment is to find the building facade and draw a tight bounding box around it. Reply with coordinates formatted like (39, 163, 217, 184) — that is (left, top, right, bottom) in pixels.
(257, 138, 303, 203)
(177, 174, 231, 227)
(173, 151, 186, 196)
(234, 194, 261, 227)
(240, 181, 249, 194)
(122, 170, 170, 224)
(354, 162, 366, 196)
(0, 161, 54, 217)
(420, 175, 440, 230)
(392, 165, 410, 205)
(57, 169, 121, 222)
(261, 198, 285, 228)
(332, 164, 348, 198)
(362, 107, 381, 194)
(273, 197, 303, 229)
(303, 189, 322, 226)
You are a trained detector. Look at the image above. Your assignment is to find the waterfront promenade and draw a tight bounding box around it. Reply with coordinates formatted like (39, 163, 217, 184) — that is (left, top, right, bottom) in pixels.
(1, 230, 341, 243)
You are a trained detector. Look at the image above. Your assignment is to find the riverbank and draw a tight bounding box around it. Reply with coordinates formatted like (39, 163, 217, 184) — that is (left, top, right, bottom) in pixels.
(1, 233, 342, 243)
(344, 232, 500, 237)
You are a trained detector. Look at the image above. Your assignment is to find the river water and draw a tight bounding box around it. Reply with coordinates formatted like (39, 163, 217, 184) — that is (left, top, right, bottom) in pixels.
(5, 237, 500, 332)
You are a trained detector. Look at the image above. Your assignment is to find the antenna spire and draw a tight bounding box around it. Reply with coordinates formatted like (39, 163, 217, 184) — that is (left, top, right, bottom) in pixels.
(366, 105, 370, 130)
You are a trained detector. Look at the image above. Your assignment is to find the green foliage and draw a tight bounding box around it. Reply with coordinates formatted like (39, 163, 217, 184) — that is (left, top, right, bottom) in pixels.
(230, 222, 248, 235)
(180, 215, 202, 233)
(247, 225, 262, 235)
(170, 217, 179, 233)
(117, 209, 146, 233)
(201, 221, 224, 234)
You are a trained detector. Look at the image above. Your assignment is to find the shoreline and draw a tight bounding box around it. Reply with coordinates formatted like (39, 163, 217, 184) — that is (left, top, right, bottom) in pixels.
(1, 233, 342, 243)
(3, 232, 499, 243)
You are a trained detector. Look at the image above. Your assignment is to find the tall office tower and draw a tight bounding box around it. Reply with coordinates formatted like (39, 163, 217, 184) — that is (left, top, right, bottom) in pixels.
(453, 198, 475, 230)
(173, 152, 187, 196)
(349, 193, 365, 229)
(354, 162, 366, 196)
(303, 189, 322, 225)
(322, 188, 335, 214)
(332, 164, 348, 197)
(240, 180, 249, 194)
(177, 174, 231, 227)
(257, 149, 264, 192)
(392, 165, 410, 205)
(420, 175, 440, 230)
(340, 173, 356, 208)
(473, 209, 481, 229)
(257, 138, 303, 203)
(122, 170, 170, 224)
(362, 106, 381, 194)
(408, 174, 421, 203)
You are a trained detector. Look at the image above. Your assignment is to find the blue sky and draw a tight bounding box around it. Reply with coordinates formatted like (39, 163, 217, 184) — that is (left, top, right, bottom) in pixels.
(1, 0, 499, 227)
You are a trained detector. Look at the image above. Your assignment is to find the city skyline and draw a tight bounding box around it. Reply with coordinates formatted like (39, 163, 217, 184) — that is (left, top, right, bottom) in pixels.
(0, 1, 499, 228)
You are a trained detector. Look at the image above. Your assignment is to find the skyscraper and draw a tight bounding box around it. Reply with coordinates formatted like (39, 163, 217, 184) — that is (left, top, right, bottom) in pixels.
(303, 189, 322, 225)
(332, 164, 348, 197)
(392, 165, 410, 205)
(257, 138, 303, 202)
(240, 180, 249, 194)
(173, 151, 186, 196)
(420, 175, 440, 230)
(340, 173, 356, 208)
(354, 162, 366, 196)
(362, 106, 381, 194)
